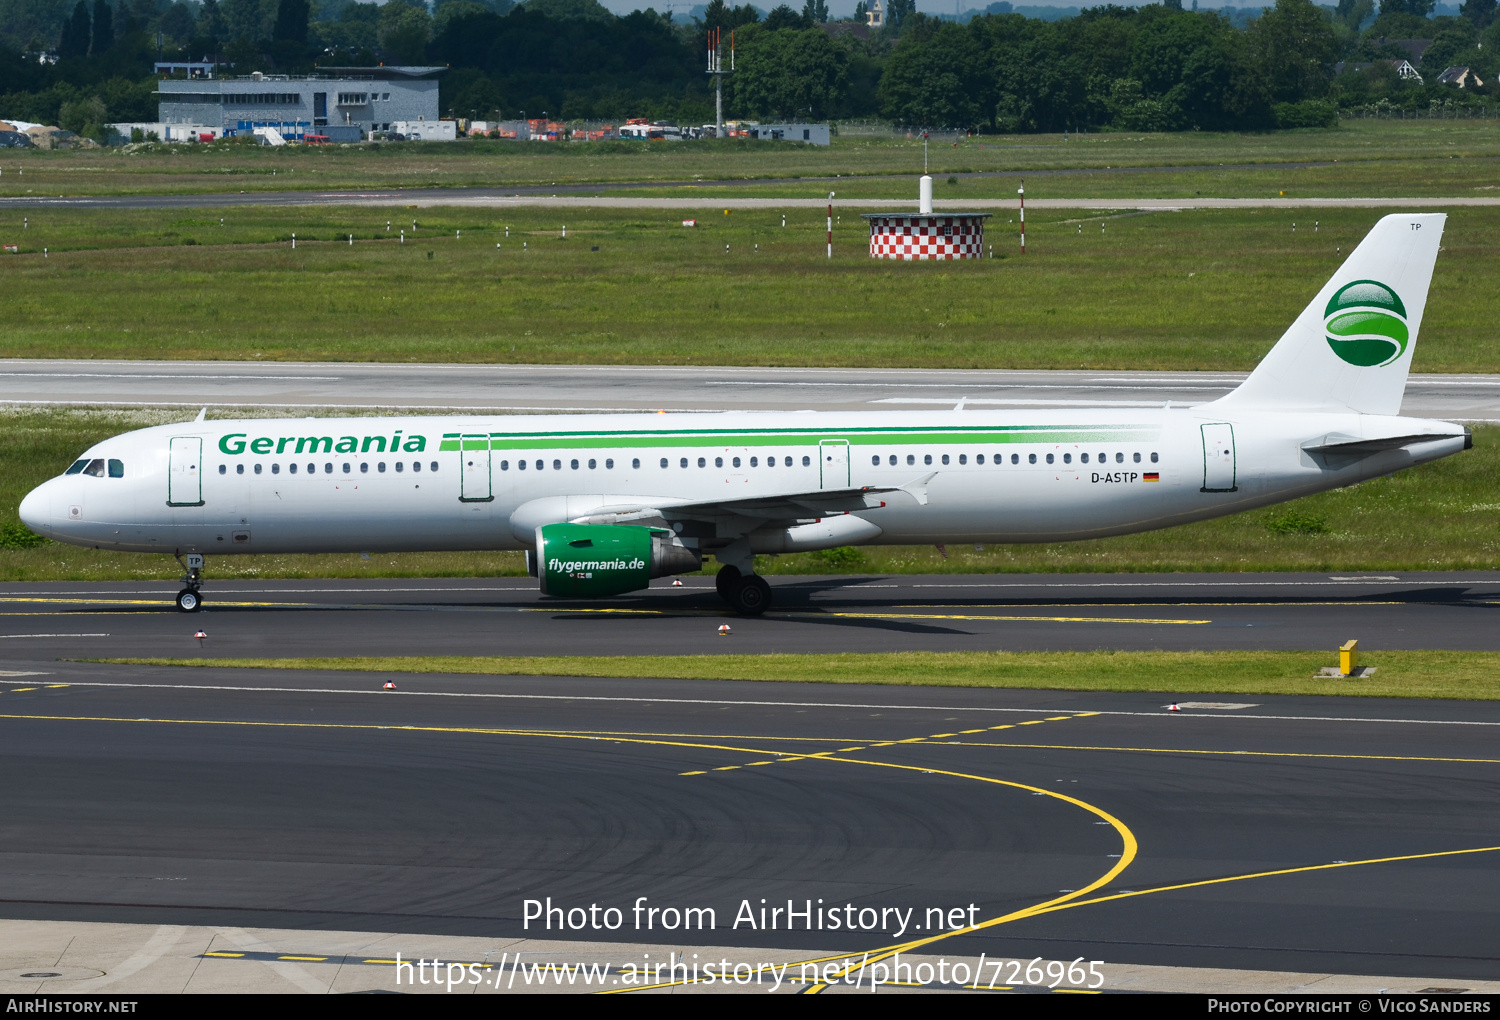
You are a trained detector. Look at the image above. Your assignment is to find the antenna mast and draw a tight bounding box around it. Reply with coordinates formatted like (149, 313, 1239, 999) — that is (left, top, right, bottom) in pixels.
(708, 28, 733, 138)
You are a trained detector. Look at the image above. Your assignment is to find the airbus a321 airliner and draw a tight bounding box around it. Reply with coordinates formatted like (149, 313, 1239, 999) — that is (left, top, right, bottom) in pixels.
(20, 213, 1470, 614)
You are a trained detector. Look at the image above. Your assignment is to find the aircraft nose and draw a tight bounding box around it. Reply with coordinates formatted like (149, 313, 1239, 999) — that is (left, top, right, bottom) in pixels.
(18, 483, 52, 536)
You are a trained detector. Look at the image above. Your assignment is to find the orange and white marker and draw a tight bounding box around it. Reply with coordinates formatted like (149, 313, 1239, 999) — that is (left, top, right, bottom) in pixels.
(1167, 703, 1180, 712)
(383, 682, 397, 690)
(717, 624, 731, 635)
(193, 630, 207, 643)
(672, 578, 684, 586)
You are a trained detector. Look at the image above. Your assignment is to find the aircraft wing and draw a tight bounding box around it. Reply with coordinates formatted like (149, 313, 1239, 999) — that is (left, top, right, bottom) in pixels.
(568, 474, 936, 528)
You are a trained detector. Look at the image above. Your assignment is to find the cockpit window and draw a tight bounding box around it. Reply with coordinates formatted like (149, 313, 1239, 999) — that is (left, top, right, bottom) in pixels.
(108, 459, 124, 478)
(65, 460, 89, 475)
(81, 459, 106, 477)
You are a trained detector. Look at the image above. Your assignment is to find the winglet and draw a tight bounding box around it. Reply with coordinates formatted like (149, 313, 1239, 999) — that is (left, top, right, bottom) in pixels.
(899, 471, 937, 506)
(194, 407, 207, 422)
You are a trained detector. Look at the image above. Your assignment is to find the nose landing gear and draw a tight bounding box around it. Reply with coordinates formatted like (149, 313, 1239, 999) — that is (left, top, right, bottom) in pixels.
(174, 552, 205, 613)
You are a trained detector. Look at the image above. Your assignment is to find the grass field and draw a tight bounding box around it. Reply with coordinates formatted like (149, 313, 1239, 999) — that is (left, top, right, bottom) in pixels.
(5, 204, 1499, 371)
(3, 121, 1499, 196)
(101, 649, 1500, 701)
(4, 409, 1495, 581)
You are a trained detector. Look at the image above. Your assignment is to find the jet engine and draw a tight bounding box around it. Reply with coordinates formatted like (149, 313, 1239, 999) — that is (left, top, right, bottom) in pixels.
(527, 523, 701, 597)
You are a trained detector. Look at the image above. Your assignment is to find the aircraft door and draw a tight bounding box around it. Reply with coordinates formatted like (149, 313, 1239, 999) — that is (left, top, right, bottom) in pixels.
(460, 433, 494, 502)
(1200, 423, 1237, 492)
(167, 437, 204, 506)
(819, 439, 849, 489)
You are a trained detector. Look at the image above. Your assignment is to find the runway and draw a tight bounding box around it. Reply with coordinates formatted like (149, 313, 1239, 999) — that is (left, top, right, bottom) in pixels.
(1, 659, 1497, 981)
(2, 186, 1498, 211)
(3, 360, 1498, 420)
(1, 573, 1498, 661)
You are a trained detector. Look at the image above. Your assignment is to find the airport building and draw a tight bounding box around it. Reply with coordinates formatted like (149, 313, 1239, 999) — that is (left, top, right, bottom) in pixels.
(152, 66, 443, 141)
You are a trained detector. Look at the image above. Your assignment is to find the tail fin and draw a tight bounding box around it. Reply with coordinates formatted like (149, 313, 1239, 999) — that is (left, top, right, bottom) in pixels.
(1214, 212, 1444, 416)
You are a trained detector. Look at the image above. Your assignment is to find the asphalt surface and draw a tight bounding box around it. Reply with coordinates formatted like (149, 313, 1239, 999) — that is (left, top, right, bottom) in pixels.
(3, 187, 1498, 211)
(0, 573, 1498, 662)
(1, 659, 1497, 979)
(4, 360, 1498, 420)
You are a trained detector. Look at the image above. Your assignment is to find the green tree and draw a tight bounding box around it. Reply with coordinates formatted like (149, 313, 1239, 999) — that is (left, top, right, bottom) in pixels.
(519, 0, 612, 20)
(886, 0, 914, 30)
(272, 0, 307, 41)
(801, 0, 828, 23)
(1460, 0, 1495, 28)
(762, 4, 807, 30)
(377, 0, 429, 61)
(877, 19, 984, 126)
(735, 25, 846, 118)
(57, 0, 88, 55)
(222, 0, 265, 39)
(1379, 0, 1434, 18)
(89, 0, 110, 51)
(158, 0, 195, 41)
(1248, 0, 1339, 103)
(198, 0, 224, 37)
(433, 0, 488, 34)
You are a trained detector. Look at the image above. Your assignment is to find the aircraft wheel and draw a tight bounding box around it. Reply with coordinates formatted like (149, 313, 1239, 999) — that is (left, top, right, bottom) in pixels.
(715, 564, 742, 601)
(176, 588, 202, 613)
(727, 575, 771, 616)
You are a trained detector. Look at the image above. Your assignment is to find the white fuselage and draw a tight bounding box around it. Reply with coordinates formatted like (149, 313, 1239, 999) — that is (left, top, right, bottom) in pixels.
(19, 407, 1467, 558)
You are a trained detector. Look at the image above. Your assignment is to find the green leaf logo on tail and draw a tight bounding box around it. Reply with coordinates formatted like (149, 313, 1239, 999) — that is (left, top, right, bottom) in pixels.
(1324, 280, 1408, 367)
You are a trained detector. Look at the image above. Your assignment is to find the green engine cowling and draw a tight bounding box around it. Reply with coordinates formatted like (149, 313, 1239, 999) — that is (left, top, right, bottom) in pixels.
(531, 523, 701, 597)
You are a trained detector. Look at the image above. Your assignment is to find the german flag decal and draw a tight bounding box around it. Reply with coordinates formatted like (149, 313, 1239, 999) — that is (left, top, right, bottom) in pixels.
(1144, 472, 1160, 482)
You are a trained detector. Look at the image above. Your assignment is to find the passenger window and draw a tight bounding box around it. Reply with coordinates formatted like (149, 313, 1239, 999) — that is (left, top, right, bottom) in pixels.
(321, 463, 329, 474)
(802, 456, 810, 466)
(1081, 453, 1089, 464)
(430, 461, 438, 472)
(1116, 452, 1124, 463)
(697, 457, 706, 468)
(976, 454, 984, 464)
(535, 460, 543, 471)
(412, 461, 421, 472)
(290, 463, 298, 474)
(235, 464, 244, 475)
(871, 455, 880, 466)
(941, 454, 949, 465)
(1027, 454, 1036, 464)
(732, 457, 741, 468)
(906, 454, 915, 466)
(1151, 452, 1159, 463)
(1133, 452, 1141, 463)
(395, 462, 403, 473)
(273, 463, 281, 474)
(1047, 453, 1055, 464)
(958, 454, 966, 465)
(218, 464, 226, 475)
(342, 463, 351, 474)
(1011, 454, 1019, 464)
(255, 464, 263, 474)
(924, 454, 932, 466)
(571, 459, 579, 470)
(83, 459, 105, 477)
(588, 459, 596, 469)
(888, 455, 896, 466)
(553, 460, 561, 471)
(660, 458, 668, 468)
(516, 460, 524, 471)
(1063, 453, 1071, 464)
(65, 460, 89, 475)
(715, 457, 723, 468)
(750, 457, 758, 467)
(680, 457, 688, 468)
(361, 462, 369, 473)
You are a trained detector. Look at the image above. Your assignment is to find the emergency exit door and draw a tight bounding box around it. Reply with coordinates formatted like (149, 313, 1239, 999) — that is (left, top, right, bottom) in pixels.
(460, 434, 494, 502)
(1200, 423, 1237, 492)
(819, 439, 849, 488)
(167, 436, 204, 506)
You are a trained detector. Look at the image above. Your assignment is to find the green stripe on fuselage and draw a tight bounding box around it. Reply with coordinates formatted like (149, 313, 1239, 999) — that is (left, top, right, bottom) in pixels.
(437, 425, 1158, 453)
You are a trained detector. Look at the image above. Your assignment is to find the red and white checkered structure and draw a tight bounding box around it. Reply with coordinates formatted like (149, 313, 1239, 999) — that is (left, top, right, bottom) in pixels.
(862, 213, 990, 260)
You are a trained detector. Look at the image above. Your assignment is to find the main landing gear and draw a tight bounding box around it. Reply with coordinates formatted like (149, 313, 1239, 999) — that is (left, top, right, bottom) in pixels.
(714, 564, 772, 616)
(174, 552, 205, 613)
